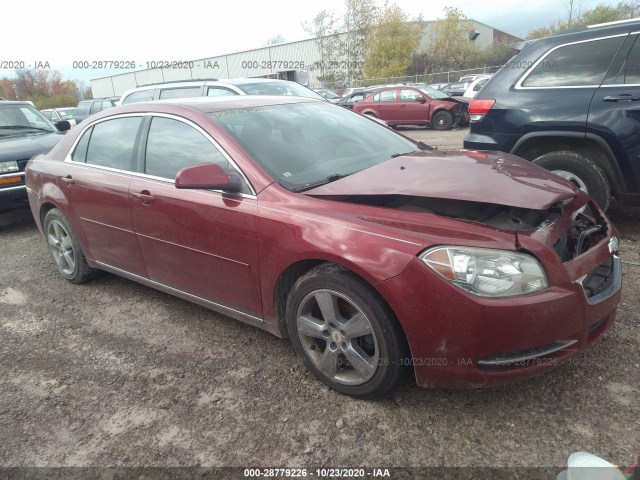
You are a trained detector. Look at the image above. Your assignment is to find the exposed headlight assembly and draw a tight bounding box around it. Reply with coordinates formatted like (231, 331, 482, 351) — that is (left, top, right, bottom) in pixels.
(420, 246, 549, 298)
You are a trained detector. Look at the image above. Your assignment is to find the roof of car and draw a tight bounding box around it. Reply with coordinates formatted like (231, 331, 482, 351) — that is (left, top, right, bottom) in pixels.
(0, 101, 33, 106)
(92, 95, 324, 117)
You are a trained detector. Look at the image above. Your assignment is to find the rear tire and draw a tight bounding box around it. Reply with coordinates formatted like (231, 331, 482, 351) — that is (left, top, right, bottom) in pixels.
(43, 208, 98, 283)
(532, 151, 610, 210)
(431, 110, 453, 131)
(286, 263, 408, 399)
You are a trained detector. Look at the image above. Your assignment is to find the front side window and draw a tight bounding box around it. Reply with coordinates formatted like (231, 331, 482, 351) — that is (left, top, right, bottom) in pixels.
(159, 87, 201, 99)
(145, 117, 228, 179)
(400, 89, 422, 102)
(605, 34, 640, 85)
(522, 36, 625, 87)
(85, 117, 142, 170)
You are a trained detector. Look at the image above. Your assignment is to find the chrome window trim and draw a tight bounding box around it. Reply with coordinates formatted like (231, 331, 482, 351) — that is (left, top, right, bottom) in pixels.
(514, 33, 629, 90)
(64, 111, 257, 198)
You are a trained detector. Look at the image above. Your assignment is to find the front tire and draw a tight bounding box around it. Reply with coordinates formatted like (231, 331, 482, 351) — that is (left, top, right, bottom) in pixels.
(44, 208, 97, 283)
(286, 263, 408, 399)
(431, 110, 453, 131)
(532, 151, 610, 210)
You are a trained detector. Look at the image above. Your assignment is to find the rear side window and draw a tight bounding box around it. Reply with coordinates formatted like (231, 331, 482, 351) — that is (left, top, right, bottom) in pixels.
(72, 127, 92, 162)
(159, 87, 201, 99)
(85, 117, 142, 170)
(145, 117, 228, 179)
(522, 36, 625, 87)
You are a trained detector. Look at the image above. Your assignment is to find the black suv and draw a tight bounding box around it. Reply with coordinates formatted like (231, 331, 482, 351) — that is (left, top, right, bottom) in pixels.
(0, 101, 69, 213)
(464, 18, 640, 209)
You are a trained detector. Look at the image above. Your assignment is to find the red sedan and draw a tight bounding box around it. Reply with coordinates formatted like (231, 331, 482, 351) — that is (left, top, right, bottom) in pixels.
(352, 85, 469, 130)
(25, 97, 621, 399)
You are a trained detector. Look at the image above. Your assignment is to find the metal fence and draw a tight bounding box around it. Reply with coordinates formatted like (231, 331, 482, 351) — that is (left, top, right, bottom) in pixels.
(312, 65, 503, 92)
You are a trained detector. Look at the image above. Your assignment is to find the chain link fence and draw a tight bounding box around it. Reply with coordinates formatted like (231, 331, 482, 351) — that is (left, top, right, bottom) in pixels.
(313, 65, 503, 92)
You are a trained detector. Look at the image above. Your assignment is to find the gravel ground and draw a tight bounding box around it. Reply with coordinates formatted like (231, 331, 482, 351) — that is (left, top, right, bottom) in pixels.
(0, 128, 638, 472)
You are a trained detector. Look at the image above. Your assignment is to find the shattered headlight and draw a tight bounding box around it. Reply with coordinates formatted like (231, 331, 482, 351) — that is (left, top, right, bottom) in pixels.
(420, 246, 549, 298)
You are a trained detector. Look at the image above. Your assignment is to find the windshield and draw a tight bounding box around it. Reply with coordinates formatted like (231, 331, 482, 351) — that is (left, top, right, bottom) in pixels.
(238, 82, 324, 100)
(418, 86, 449, 99)
(0, 104, 57, 135)
(209, 102, 425, 191)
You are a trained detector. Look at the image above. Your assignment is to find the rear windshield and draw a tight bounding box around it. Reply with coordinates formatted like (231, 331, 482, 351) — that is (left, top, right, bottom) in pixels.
(238, 82, 324, 100)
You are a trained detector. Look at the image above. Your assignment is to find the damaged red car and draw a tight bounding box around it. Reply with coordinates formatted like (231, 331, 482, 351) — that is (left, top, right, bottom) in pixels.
(352, 85, 469, 130)
(25, 97, 621, 399)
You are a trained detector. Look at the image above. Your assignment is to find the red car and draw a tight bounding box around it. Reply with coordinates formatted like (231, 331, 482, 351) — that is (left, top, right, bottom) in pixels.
(352, 85, 469, 130)
(25, 97, 621, 399)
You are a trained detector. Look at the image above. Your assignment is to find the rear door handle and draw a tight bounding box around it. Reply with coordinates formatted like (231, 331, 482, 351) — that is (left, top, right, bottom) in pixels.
(603, 94, 640, 102)
(61, 175, 74, 187)
(132, 190, 155, 205)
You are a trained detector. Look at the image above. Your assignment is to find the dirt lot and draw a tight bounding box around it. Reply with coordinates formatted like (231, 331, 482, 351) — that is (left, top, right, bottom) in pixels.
(1, 127, 638, 473)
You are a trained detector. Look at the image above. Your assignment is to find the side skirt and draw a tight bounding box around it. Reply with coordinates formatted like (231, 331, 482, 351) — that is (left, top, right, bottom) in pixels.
(90, 259, 283, 337)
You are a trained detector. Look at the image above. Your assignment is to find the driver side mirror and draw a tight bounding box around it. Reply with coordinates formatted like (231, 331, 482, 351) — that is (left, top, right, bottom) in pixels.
(175, 163, 243, 192)
(55, 120, 71, 132)
(414, 97, 427, 104)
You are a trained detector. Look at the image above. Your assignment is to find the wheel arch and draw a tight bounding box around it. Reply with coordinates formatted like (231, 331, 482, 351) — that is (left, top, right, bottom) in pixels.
(510, 132, 626, 196)
(273, 259, 406, 343)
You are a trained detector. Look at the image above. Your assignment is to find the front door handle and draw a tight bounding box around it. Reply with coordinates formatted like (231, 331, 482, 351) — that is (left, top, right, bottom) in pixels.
(132, 190, 155, 205)
(603, 94, 640, 102)
(61, 175, 74, 187)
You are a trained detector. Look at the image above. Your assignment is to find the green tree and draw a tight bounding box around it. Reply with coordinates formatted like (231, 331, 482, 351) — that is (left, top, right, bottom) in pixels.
(363, 5, 423, 82)
(304, 0, 378, 86)
(527, 1, 639, 39)
(303, 9, 344, 84)
(342, 0, 379, 83)
(425, 7, 480, 72)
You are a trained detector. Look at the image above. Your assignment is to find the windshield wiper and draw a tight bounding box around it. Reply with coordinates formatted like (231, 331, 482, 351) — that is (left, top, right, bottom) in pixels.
(292, 173, 353, 192)
(390, 150, 420, 158)
(0, 126, 53, 133)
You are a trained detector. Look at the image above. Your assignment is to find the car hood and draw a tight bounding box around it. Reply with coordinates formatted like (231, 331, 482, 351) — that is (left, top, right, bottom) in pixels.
(304, 150, 577, 210)
(0, 132, 64, 163)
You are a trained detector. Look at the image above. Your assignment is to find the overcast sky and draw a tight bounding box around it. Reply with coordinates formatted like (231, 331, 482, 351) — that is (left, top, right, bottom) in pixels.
(1, 0, 623, 84)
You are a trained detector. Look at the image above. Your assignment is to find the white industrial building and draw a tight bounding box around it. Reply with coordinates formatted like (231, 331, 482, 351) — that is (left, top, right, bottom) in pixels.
(90, 20, 520, 98)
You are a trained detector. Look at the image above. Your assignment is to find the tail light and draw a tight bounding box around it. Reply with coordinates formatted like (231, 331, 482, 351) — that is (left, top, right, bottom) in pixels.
(468, 98, 496, 122)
